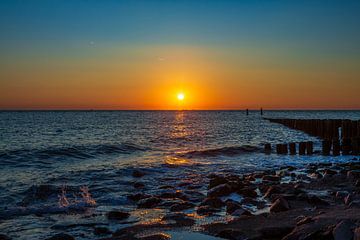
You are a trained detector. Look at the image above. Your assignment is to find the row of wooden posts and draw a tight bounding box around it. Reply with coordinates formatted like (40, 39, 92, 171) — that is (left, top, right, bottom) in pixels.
(265, 140, 360, 156)
(264, 118, 360, 156)
(264, 118, 360, 140)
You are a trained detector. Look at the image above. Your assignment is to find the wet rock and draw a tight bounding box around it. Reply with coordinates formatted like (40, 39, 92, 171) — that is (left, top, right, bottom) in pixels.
(200, 197, 224, 208)
(296, 216, 313, 226)
(332, 220, 354, 240)
(335, 191, 349, 199)
(158, 191, 188, 200)
(139, 233, 171, 240)
(226, 200, 242, 214)
(231, 208, 252, 217)
(137, 197, 162, 208)
(161, 213, 195, 226)
(159, 185, 173, 189)
(355, 180, 360, 187)
(307, 195, 329, 206)
(260, 226, 294, 239)
(94, 227, 112, 235)
(169, 202, 195, 211)
(196, 205, 219, 215)
(237, 187, 258, 198)
(128, 193, 151, 202)
(208, 175, 228, 189)
(216, 229, 247, 240)
(107, 210, 130, 220)
(208, 184, 232, 198)
(0, 234, 11, 240)
(132, 170, 146, 178)
(263, 185, 282, 198)
(262, 175, 280, 182)
(46, 233, 75, 240)
(270, 197, 290, 212)
(241, 197, 258, 205)
(133, 182, 145, 189)
(324, 169, 337, 175)
(347, 170, 360, 180)
(354, 227, 360, 240)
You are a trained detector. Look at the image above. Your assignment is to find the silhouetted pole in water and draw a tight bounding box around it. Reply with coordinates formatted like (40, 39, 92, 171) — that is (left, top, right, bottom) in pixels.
(246, 109, 249, 115)
(260, 108, 263, 115)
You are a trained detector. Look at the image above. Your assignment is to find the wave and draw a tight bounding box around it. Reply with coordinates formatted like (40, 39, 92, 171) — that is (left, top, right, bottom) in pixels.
(179, 145, 261, 158)
(0, 143, 147, 163)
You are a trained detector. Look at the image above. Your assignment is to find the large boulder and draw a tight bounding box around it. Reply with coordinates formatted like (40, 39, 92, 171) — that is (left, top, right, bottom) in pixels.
(137, 197, 162, 208)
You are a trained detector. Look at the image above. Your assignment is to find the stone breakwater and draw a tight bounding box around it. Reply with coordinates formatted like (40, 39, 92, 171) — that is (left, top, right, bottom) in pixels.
(3, 159, 360, 240)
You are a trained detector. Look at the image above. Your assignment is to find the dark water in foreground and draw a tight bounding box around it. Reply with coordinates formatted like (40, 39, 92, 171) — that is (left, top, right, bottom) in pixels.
(0, 110, 359, 239)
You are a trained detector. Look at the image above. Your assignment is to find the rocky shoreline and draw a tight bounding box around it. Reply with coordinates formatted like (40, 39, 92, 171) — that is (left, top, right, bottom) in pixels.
(2, 159, 360, 240)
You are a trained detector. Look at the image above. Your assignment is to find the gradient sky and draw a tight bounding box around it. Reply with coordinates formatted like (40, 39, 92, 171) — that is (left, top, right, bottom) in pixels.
(1, 0, 360, 110)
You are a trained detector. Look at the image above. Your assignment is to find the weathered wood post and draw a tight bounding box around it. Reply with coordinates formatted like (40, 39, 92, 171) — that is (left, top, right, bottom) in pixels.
(299, 142, 306, 155)
(246, 109, 249, 116)
(264, 143, 271, 154)
(322, 140, 331, 156)
(332, 140, 340, 156)
(306, 141, 313, 155)
(341, 138, 352, 155)
(289, 142, 296, 155)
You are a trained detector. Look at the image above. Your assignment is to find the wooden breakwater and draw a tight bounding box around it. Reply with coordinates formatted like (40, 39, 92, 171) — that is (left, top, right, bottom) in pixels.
(264, 118, 360, 156)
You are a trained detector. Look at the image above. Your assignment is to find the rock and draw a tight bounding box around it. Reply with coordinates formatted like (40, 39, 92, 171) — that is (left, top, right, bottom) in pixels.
(208, 175, 228, 189)
(216, 229, 247, 240)
(46, 233, 75, 240)
(262, 175, 280, 182)
(264, 185, 282, 198)
(161, 213, 195, 227)
(332, 220, 354, 240)
(231, 208, 252, 217)
(296, 216, 313, 226)
(307, 195, 329, 206)
(347, 170, 360, 180)
(260, 226, 294, 239)
(324, 169, 337, 175)
(139, 233, 171, 240)
(226, 200, 242, 214)
(200, 197, 224, 208)
(238, 187, 258, 198)
(132, 170, 146, 178)
(354, 227, 360, 240)
(137, 197, 162, 208)
(94, 227, 111, 235)
(270, 197, 290, 212)
(344, 194, 353, 205)
(0, 234, 11, 240)
(169, 202, 195, 211)
(196, 205, 219, 215)
(355, 180, 360, 187)
(208, 184, 232, 198)
(106, 210, 130, 220)
(335, 191, 349, 199)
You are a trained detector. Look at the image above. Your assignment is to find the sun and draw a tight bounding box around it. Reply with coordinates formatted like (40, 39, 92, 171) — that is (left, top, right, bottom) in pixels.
(177, 93, 185, 101)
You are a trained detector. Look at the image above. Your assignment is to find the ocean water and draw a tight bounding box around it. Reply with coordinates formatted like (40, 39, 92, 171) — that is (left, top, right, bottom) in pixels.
(0, 110, 359, 239)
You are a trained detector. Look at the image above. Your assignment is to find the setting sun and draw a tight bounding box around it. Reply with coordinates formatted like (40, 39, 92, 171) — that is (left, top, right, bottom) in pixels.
(177, 93, 185, 101)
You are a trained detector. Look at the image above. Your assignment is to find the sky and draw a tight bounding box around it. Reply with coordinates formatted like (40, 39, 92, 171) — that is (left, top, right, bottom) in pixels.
(1, 0, 360, 110)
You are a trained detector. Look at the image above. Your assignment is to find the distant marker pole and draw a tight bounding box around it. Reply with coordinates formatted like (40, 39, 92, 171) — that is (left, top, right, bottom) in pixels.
(246, 109, 249, 116)
(261, 108, 263, 115)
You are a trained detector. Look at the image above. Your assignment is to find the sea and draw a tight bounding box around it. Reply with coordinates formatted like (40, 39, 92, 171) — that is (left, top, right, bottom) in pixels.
(0, 110, 359, 239)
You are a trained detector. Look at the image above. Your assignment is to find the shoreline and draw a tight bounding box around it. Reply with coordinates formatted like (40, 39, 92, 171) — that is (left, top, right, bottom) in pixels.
(8, 157, 358, 240)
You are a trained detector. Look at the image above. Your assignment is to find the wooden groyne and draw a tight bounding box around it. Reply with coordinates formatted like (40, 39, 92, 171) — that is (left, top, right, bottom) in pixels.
(264, 118, 360, 156)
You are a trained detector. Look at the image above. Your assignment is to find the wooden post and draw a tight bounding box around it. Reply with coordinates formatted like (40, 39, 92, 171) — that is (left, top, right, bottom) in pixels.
(341, 138, 352, 155)
(246, 109, 249, 116)
(351, 137, 360, 155)
(260, 108, 263, 115)
(306, 141, 313, 155)
(282, 144, 288, 154)
(322, 140, 331, 156)
(332, 140, 340, 156)
(289, 142, 296, 155)
(264, 143, 271, 154)
(299, 142, 306, 155)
